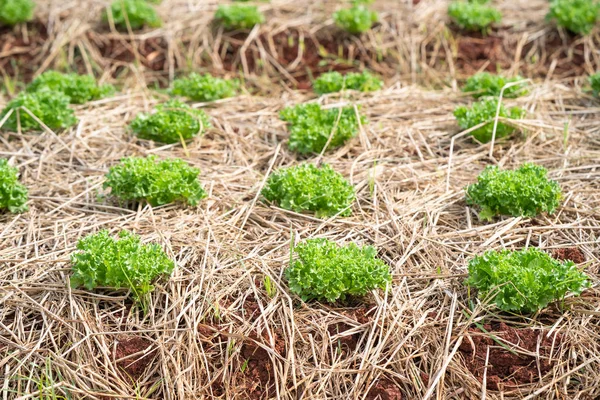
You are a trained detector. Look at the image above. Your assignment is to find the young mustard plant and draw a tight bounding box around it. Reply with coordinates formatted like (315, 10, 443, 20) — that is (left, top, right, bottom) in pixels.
(172, 73, 239, 102)
(466, 248, 589, 313)
(286, 238, 391, 303)
(130, 99, 211, 144)
(214, 4, 265, 30)
(462, 72, 528, 99)
(453, 97, 525, 143)
(0, 0, 35, 26)
(280, 103, 365, 154)
(547, 0, 600, 35)
(0, 89, 77, 132)
(333, 0, 378, 34)
(466, 163, 562, 221)
(447, 0, 502, 34)
(262, 163, 355, 218)
(104, 155, 207, 207)
(103, 0, 162, 30)
(70, 230, 175, 301)
(27, 71, 115, 104)
(0, 158, 28, 213)
(590, 72, 600, 96)
(313, 71, 384, 95)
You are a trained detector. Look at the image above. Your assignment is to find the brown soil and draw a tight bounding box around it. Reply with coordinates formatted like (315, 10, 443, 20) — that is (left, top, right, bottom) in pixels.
(238, 331, 286, 399)
(455, 34, 509, 74)
(459, 323, 563, 390)
(327, 306, 373, 353)
(366, 378, 403, 400)
(0, 22, 49, 82)
(552, 247, 586, 264)
(114, 336, 156, 380)
(219, 28, 377, 89)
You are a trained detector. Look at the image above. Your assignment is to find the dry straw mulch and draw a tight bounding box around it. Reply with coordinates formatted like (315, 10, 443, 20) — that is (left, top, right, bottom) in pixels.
(2, 0, 600, 89)
(1, 79, 599, 399)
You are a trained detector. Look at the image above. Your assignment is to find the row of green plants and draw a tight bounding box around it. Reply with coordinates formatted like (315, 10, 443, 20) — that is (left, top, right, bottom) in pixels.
(4, 0, 596, 37)
(0, 69, 592, 322)
(448, 0, 600, 35)
(0, 0, 379, 34)
(66, 225, 589, 315)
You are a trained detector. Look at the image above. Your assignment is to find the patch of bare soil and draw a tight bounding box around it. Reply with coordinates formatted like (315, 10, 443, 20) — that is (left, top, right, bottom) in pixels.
(328, 305, 373, 353)
(114, 336, 156, 380)
(0, 22, 49, 81)
(219, 28, 380, 89)
(552, 247, 586, 264)
(455, 34, 511, 74)
(366, 378, 403, 400)
(459, 322, 562, 390)
(238, 331, 286, 399)
(88, 32, 174, 78)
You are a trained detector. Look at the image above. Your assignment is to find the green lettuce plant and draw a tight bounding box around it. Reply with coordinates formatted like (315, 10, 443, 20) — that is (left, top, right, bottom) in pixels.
(103, 0, 162, 30)
(280, 103, 365, 154)
(262, 163, 355, 217)
(466, 163, 562, 221)
(70, 230, 175, 301)
(313, 71, 384, 95)
(466, 248, 589, 313)
(130, 99, 210, 144)
(333, 0, 378, 34)
(547, 0, 600, 35)
(27, 71, 115, 104)
(214, 4, 264, 30)
(0, 158, 28, 213)
(0, 90, 77, 132)
(447, 0, 502, 34)
(462, 72, 528, 99)
(104, 155, 207, 207)
(0, 0, 35, 26)
(286, 238, 391, 303)
(454, 97, 525, 143)
(172, 73, 239, 102)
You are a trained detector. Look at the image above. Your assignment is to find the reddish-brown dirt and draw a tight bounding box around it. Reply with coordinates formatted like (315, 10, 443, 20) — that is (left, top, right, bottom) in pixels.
(219, 28, 377, 89)
(552, 247, 586, 264)
(238, 331, 286, 399)
(366, 378, 404, 400)
(328, 306, 372, 353)
(455, 34, 510, 74)
(458, 323, 562, 390)
(114, 336, 156, 380)
(0, 23, 49, 81)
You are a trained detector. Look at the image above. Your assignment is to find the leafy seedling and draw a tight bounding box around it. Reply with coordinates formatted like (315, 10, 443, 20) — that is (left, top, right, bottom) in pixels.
(0, 0, 35, 26)
(0, 89, 77, 132)
(0, 158, 28, 213)
(462, 72, 528, 98)
(27, 71, 115, 104)
(130, 99, 211, 144)
(172, 73, 239, 102)
(104, 155, 207, 207)
(454, 97, 525, 143)
(70, 230, 175, 302)
(279, 103, 365, 154)
(466, 247, 589, 313)
(466, 163, 562, 220)
(547, 0, 600, 35)
(333, 1, 378, 34)
(262, 163, 355, 218)
(447, 0, 502, 34)
(214, 4, 265, 30)
(103, 0, 162, 31)
(286, 238, 391, 303)
(313, 70, 384, 95)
